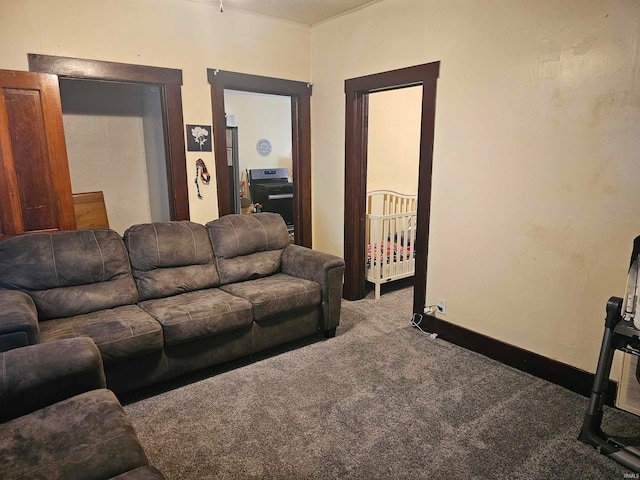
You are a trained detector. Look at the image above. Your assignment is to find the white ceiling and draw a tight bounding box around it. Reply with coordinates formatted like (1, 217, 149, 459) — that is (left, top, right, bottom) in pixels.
(216, 0, 381, 26)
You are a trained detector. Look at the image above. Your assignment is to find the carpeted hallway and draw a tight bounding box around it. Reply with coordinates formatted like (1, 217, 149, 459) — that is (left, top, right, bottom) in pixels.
(123, 282, 640, 479)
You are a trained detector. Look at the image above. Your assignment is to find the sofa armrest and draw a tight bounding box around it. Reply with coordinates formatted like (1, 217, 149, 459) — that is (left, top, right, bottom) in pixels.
(0, 290, 39, 352)
(281, 245, 345, 333)
(0, 337, 107, 422)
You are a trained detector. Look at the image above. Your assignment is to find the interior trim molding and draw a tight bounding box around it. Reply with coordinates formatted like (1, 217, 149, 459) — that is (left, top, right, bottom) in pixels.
(28, 54, 190, 221)
(419, 314, 617, 406)
(207, 69, 312, 247)
(343, 62, 440, 302)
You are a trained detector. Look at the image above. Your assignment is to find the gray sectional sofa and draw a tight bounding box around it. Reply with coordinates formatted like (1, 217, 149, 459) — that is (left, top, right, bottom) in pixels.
(0, 337, 165, 479)
(0, 213, 345, 393)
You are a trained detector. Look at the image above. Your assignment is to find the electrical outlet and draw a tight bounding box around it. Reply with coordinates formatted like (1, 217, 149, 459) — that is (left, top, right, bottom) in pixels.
(437, 298, 447, 315)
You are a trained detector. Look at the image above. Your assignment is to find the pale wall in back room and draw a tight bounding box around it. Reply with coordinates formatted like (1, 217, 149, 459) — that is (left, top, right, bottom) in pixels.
(310, 0, 640, 376)
(224, 90, 293, 198)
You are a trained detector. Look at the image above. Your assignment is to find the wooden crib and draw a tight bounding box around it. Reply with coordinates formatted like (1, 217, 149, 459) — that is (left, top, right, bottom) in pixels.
(366, 190, 417, 299)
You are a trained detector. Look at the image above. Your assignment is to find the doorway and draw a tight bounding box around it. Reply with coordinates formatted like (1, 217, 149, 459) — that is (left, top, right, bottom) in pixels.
(57, 79, 170, 234)
(343, 62, 440, 318)
(208, 70, 312, 247)
(28, 54, 190, 222)
(224, 89, 293, 234)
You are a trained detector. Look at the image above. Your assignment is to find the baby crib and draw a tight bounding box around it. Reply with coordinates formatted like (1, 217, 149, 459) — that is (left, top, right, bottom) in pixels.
(366, 190, 417, 299)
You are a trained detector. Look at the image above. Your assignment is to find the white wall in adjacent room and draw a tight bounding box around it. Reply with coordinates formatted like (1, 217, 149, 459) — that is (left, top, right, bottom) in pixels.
(224, 90, 293, 195)
(367, 86, 421, 195)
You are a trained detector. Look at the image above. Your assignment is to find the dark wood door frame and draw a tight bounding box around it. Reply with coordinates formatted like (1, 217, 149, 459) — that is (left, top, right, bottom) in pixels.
(343, 62, 440, 318)
(207, 69, 312, 248)
(28, 54, 189, 221)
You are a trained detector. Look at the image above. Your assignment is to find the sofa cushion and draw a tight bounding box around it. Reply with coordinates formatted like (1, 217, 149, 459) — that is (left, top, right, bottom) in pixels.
(0, 229, 137, 319)
(139, 288, 253, 346)
(39, 305, 163, 365)
(0, 389, 149, 480)
(124, 221, 220, 301)
(206, 213, 290, 285)
(220, 273, 321, 321)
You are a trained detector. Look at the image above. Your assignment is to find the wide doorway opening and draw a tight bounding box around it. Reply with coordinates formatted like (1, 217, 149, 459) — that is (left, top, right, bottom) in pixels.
(59, 79, 170, 234)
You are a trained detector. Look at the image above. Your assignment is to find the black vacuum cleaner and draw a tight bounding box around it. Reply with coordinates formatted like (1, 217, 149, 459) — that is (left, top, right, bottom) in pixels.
(579, 236, 640, 471)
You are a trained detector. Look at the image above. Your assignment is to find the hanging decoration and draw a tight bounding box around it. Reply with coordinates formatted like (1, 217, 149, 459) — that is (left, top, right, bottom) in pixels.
(195, 159, 210, 200)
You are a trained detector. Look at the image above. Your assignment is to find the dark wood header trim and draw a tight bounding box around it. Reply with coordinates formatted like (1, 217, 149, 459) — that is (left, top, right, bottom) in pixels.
(28, 54, 183, 85)
(207, 69, 311, 97)
(345, 62, 439, 94)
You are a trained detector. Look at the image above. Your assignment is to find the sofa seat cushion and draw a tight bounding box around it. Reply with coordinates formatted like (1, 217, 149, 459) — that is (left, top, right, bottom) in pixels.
(39, 305, 163, 365)
(220, 273, 321, 321)
(0, 389, 149, 480)
(139, 289, 253, 346)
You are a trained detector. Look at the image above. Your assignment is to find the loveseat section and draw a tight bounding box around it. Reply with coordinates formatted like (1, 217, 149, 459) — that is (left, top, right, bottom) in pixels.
(207, 213, 345, 348)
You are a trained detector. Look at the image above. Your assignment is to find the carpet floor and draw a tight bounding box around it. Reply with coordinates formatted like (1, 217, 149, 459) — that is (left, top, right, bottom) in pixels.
(123, 282, 640, 479)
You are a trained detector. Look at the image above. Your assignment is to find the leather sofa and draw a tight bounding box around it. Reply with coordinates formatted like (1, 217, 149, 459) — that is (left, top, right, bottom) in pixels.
(0, 213, 345, 393)
(0, 337, 165, 479)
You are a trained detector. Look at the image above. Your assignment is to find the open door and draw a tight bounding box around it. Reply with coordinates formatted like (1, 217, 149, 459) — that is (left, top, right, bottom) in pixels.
(0, 70, 75, 240)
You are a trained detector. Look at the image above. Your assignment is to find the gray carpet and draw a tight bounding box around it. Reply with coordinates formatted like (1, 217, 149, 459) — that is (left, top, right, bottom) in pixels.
(123, 282, 640, 479)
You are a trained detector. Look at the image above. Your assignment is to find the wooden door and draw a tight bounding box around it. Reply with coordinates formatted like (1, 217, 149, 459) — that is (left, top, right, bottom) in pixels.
(0, 70, 75, 240)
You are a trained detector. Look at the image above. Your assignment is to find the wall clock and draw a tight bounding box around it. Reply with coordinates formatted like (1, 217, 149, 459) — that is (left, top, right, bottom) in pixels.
(256, 138, 272, 157)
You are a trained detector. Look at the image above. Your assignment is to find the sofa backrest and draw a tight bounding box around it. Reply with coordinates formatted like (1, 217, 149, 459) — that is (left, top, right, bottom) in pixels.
(206, 213, 290, 285)
(124, 221, 220, 301)
(0, 229, 137, 320)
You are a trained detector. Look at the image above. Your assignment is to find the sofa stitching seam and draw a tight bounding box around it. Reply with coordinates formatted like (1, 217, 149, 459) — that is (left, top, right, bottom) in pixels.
(186, 222, 197, 264)
(92, 231, 106, 282)
(94, 329, 160, 347)
(152, 223, 160, 267)
(49, 234, 60, 288)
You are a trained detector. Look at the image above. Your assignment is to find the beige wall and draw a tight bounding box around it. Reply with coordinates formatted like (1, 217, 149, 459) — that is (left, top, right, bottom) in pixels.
(0, 0, 310, 225)
(367, 86, 421, 194)
(311, 0, 640, 375)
